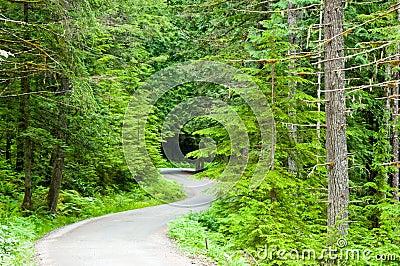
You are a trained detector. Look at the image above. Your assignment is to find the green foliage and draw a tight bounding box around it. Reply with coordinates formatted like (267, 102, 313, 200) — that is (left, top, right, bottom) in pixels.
(0, 217, 36, 266)
(1, 0, 400, 265)
(169, 213, 249, 265)
(166, 1, 400, 266)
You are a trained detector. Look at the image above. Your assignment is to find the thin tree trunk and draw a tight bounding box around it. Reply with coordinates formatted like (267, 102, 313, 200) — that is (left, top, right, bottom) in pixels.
(5, 132, 11, 165)
(392, 75, 399, 200)
(287, 1, 297, 174)
(47, 78, 69, 213)
(47, 120, 67, 213)
(7, 99, 15, 166)
(22, 134, 33, 210)
(21, 73, 33, 210)
(324, 0, 349, 240)
(47, 139, 66, 213)
(270, 64, 275, 171)
(16, 97, 25, 171)
(392, 0, 400, 201)
(317, 0, 323, 165)
(21, 2, 33, 211)
(385, 67, 391, 138)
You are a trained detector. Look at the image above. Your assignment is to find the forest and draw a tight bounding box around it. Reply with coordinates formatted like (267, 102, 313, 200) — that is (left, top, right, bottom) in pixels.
(0, 0, 399, 265)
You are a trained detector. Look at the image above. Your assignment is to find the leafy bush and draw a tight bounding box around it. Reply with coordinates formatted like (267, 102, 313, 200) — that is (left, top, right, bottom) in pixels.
(169, 213, 249, 265)
(0, 217, 36, 266)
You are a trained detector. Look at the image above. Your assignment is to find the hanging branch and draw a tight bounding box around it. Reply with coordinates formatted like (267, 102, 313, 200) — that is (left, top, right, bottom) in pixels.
(313, 42, 392, 65)
(340, 54, 400, 72)
(375, 93, 400, 100)
(0, 17, 66, 39)
(352, 0, 389, 4)
(247, 0, 276, 8)
(0, 90, 72, 98)
(307, 162, 334, 178)
(227, 52, 317, 64)
(320, 79, 400, 93)
(233, 4, 322, 14)
(228, 40, 393, 68)
(36, 95, 80, 110)
(282, 122, 326, 127)
(8, 0, 43, 3)
(322, 3, 399, 46)
(378, 161, 400, 167)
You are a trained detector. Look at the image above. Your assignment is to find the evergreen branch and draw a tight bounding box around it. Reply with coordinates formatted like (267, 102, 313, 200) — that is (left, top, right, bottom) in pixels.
(347, 80, 400, 93)
(7, 0, 44, 3)
(0, 90, 72, 98)
(227, 53, 317, 64)
(5, 30, 64, 71)
(313, 42, 392, 65)
(36, 95, 80, 110)
(375, 94, 400, 100)
(308, 163, 334, 178)
(322, 3, 399, 46)
(320, 80, 400, 93)
(340, 54, 400, 72)
(281, 122, 326, 127)
(378, 161, 400, 167)
(233, 4, 322, 14)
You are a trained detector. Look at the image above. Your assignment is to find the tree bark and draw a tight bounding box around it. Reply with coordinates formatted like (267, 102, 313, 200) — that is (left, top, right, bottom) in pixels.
(47, 120, 68, 213)
(22, 133, 33, 210)
(270, 64, 275, 171)
(15, 97, 25, 171)
(392, 74, 399, 201)
(324, 0, 349, 240)
(21, 69, 33, 211)
(21, 2, 33, 211)
(5, 131, 12, 165)
(47, 138, 66, 213)
(287, 1, 297, 174)
(47, 78, 69, 213)
(392, 0, 400, 201)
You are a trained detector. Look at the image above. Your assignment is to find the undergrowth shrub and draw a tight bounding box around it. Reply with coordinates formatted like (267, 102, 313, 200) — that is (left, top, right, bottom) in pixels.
(0, 217, 36, 266)
(169, 213, 249, 266)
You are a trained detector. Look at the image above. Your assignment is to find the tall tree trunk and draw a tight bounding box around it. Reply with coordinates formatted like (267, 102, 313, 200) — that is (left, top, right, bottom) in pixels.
(287, 1, 297, 174)
(21, 2, 33, 211)
(47, 138, 66, 213)
(47, 78, 69, 213)
(317, 0, 323, 159)
(270, 64, 275, 171)
(5, 97, 14, 165)
(22, 132, 33, 210)
(5, 131, 12, 165)
(16, 97, 25, 171)
(392, 0, 400, 201)
(324, 0, 349, 240)
(21, 72, 33, 211)
(392, 71, 399, 201)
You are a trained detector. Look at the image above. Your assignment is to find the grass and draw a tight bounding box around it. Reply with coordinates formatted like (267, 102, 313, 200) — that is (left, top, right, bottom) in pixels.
(168, 212, 251, 266)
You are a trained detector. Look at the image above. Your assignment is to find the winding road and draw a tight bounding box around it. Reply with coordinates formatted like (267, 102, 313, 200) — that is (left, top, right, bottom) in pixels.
(35, 168, 215, 266)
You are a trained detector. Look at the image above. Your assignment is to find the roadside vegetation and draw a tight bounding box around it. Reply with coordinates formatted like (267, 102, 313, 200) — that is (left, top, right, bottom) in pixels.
(0, 182, 184, 265)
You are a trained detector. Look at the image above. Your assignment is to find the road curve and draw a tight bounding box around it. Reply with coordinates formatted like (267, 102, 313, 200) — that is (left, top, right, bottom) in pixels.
(35, 168, 215, 266)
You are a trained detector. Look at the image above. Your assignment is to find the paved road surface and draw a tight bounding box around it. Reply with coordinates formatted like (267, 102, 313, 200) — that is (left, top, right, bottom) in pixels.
(35, 168, 215, 266)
